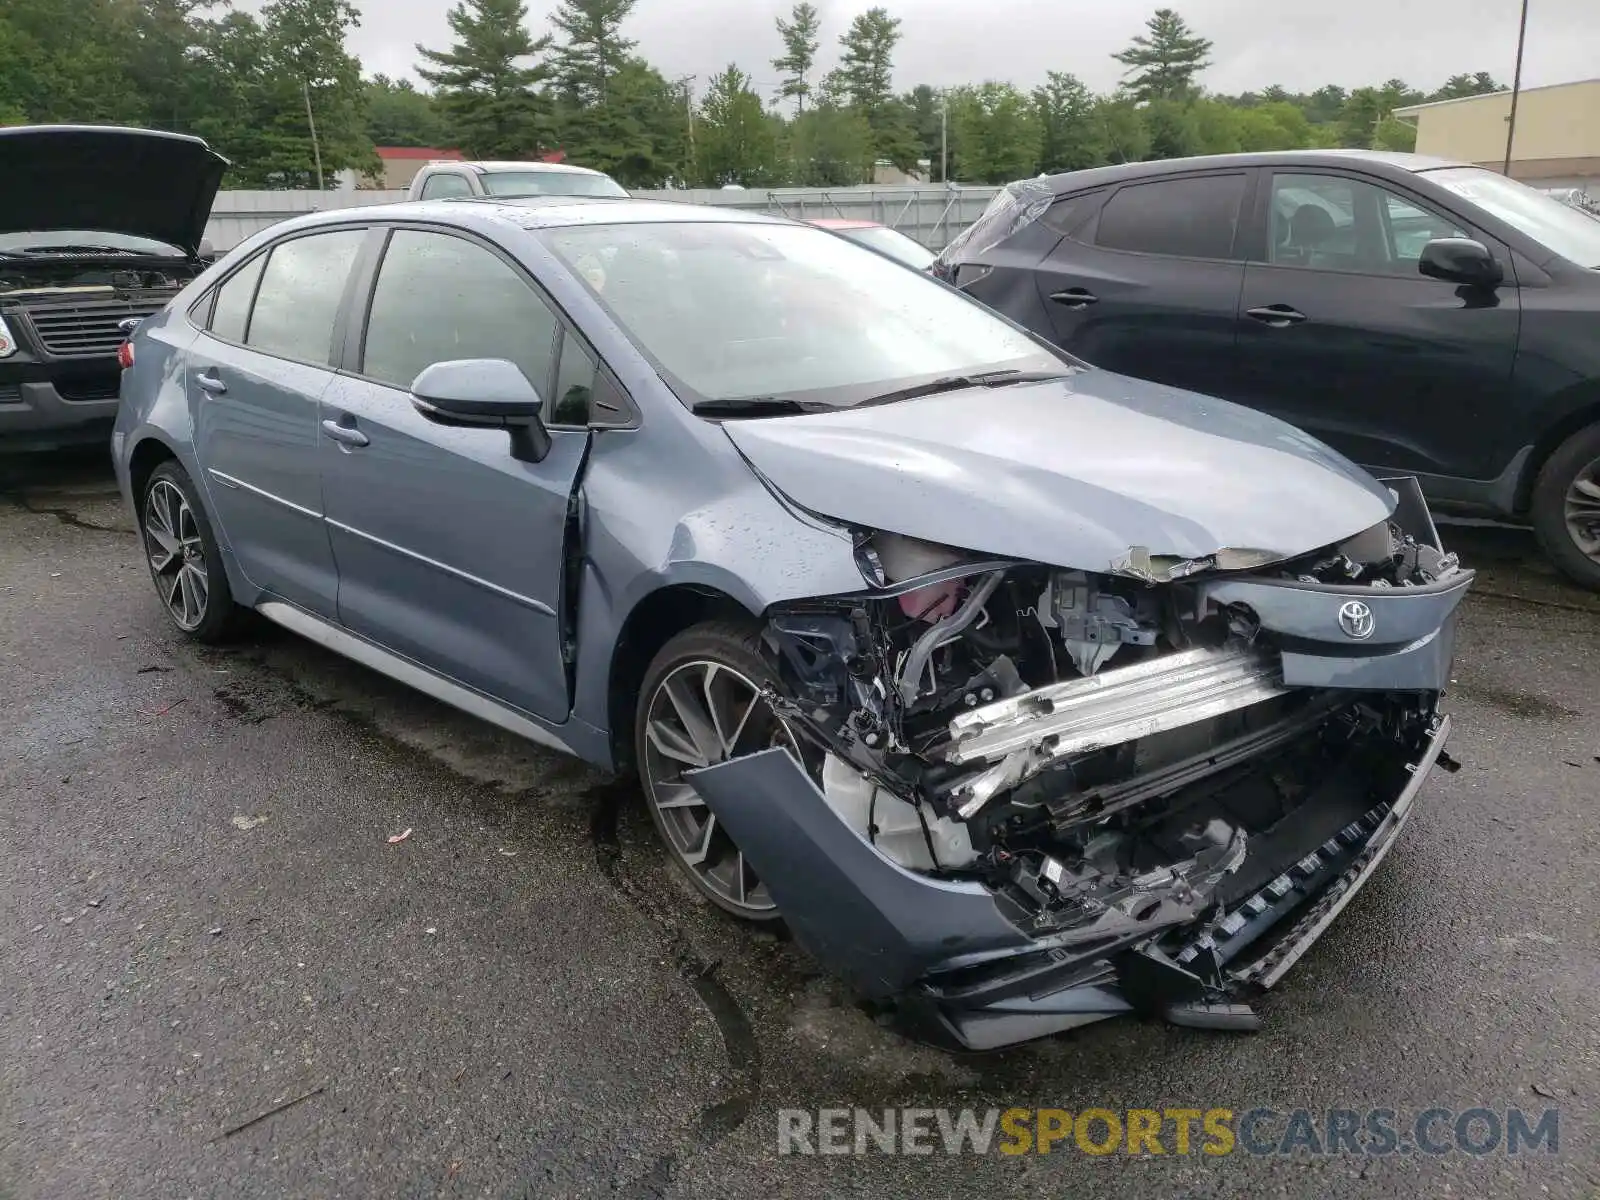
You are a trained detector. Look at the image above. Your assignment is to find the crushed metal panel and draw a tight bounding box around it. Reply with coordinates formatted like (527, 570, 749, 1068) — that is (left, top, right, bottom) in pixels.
(684, 748, 1030, 998)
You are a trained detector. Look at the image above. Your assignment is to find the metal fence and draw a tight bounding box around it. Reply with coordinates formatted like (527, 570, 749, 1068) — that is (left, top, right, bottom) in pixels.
(203, 184, 1004, 253)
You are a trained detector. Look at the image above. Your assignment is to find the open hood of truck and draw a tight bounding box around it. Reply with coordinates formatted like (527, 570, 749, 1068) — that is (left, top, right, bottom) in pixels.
(0, 126, 228, 257)
(722, 371, 1397, 575)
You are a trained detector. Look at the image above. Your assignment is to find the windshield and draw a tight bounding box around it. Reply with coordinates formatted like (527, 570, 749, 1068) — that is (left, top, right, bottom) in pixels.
(1426, 167, 1600, 268)
(544, 221, 1065, 411)
(0, 229, 184, 255)
(838, 226, 938, 271)
(483, 171, 627, 198)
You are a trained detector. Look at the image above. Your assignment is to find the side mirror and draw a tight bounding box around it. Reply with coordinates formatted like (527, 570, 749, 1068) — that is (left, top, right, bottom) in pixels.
(410, 358, 552, 463)
(1418, 237, 1503, 288)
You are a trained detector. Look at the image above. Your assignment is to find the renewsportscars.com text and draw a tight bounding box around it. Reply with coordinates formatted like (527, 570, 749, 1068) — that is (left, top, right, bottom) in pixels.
(777, 1106, 1560, 1157)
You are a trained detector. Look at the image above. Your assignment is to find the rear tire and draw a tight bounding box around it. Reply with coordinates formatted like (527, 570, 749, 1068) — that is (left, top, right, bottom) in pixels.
(138, 460, 245, 642)
(1529, 422, 1600, 591)
(634, 620, 802, 922)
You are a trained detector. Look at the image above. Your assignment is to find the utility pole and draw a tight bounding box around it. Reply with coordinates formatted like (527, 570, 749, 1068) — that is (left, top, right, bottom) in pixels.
(303, 79, 324, 190)
(940, 89, 949, 185)
(1503, 0, 1530, 177)
(676, 74, 697, 180)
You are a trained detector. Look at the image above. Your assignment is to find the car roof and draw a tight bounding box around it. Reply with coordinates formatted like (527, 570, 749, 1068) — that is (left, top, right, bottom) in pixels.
(808, 218, 882, 230)
(442, 161, 612, 177)
(276, 195, 797, 236)
(1036, 149, 1472, 195)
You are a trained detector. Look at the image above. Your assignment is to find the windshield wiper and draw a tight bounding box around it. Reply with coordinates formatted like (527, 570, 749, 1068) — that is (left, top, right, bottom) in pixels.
(855, 369, 1072, 408)
(691, 396, 820, 417)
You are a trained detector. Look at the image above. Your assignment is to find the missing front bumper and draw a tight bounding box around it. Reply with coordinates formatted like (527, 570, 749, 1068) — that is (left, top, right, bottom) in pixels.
(686, 712, 1453, 1052)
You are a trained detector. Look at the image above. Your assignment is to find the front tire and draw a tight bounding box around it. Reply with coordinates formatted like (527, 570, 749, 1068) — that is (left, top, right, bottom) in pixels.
(1530, 422, 1600, 591)
(139, 460, 243, 642)
(635, 620, 800, 922)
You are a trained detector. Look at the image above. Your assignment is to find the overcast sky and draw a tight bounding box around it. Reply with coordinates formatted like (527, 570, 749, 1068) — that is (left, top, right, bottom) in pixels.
(247, 0, 1593, 99)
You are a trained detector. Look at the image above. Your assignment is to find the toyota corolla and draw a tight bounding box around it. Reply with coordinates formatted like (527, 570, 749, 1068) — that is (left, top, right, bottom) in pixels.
(114, 197, 1471, 1050)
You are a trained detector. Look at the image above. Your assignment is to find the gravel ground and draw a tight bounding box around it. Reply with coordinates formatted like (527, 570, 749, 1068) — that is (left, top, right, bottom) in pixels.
(1, 449, 1596, 1199)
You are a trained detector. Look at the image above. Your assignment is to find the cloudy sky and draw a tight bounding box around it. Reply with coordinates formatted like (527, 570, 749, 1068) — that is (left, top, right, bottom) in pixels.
(249, 0, 1593, 99)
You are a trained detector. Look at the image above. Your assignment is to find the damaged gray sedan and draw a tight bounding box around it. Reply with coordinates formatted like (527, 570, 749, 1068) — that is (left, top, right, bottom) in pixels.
(114, 199, 1470, 1052)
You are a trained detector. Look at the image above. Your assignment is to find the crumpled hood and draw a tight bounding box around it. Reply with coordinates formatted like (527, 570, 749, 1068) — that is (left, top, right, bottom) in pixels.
(0, 126, 228, 256)
(722, 370, 1397, 574)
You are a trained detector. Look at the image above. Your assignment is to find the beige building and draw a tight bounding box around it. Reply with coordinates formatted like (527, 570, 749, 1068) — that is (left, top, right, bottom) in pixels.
(1394, 78, 1600, 190)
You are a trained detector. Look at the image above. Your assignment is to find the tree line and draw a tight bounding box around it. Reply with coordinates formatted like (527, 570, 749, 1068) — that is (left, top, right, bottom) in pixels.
(0, 1, 1506, 190)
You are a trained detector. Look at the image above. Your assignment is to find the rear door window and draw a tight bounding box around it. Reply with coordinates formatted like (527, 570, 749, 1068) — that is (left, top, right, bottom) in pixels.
(244, 229, 366, 365)
(360, 229, 561, 395)
(1094, 174, 1249, 260)
(419, 172, 473, 200)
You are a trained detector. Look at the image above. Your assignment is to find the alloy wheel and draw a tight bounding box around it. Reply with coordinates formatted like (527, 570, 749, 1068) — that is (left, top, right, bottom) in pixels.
(143, 479, 210, 631)
(640, 659, 797, 917)
(1564, 455, 1600, 565)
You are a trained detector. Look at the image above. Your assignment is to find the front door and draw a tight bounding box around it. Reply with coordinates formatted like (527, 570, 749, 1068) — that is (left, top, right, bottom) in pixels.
(1232, 169, 1520, 479)
(1032, 170, 1252, 399)
(190, 227, 368, 616)
(318, 226, 591, 722)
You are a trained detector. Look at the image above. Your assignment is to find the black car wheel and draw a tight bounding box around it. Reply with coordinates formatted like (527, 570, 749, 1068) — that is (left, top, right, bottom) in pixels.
(1530, 422, 1600, 591)
(139, 460, 243, 641)
(635, 620, 803, 921)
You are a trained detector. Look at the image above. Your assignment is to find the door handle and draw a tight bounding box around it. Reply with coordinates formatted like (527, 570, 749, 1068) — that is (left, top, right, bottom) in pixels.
(195, 370, 227, 394)
(1246, 304, 1307, 328)
(320, 417, 370, 448)
(1049, 288, 1099, 309)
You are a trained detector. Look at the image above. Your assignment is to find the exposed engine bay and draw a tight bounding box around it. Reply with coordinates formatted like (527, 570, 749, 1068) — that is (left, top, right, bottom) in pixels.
(753, 493, 1466, 972)
(0, 256, 196, 301)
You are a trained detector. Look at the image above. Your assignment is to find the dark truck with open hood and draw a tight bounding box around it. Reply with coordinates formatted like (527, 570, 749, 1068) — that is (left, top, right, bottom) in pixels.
(0, 126, 226, 447)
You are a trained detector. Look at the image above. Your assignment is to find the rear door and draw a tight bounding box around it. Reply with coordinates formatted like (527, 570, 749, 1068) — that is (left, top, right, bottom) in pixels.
(1232, 168, 1520, 478)
(190, 226, 367, 616)
(317, 225, 595, 722)
(1030, 170, 1252, 398)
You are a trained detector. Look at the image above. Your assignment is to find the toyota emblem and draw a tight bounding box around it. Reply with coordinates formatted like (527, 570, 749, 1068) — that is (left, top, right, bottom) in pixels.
(1338, 600, 1376, 641)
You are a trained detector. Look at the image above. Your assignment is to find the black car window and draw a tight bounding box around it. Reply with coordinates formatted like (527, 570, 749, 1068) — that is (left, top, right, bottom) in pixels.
(208, 253, 266, 343)
(1269, 173, 1467, 275)
(549, 332, 597, 426)
(361, 229, 560, 396)
(1094, 174, 1247, 259)
(419, 172, 473, 200)
(244, 229, 365, 365)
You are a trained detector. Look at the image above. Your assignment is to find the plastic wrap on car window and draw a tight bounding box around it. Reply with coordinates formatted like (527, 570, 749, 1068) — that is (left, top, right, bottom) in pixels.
(939, 178, 1058, 265)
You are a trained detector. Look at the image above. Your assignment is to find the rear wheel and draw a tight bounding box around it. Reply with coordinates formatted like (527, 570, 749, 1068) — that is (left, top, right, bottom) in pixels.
(139, 460, 243, 642)
(1530, 422, 1600, 591)
(635, 620, 800, 921)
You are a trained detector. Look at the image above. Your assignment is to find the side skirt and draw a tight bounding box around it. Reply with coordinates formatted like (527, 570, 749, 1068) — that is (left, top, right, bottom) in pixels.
(255, 599, 576, 757)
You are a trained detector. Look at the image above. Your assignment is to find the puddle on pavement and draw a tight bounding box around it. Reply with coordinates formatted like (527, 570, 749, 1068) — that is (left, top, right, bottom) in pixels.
(1449, 678, 1579, 721)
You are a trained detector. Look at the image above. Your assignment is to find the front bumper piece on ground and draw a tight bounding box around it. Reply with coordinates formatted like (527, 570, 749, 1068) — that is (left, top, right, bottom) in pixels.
(686, 713, 1453, 1052)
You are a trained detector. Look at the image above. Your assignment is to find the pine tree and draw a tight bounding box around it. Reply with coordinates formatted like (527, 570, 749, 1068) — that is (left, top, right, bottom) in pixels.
(1032, 71, 1105, 173)
(696, 64, 779, 187)
(549, 0, 637, 106)
(416, 0, 553, 159)
(1112, 8, 1212, 103)
(772, 2, 821, 114)
(835, 7, 920, 172)
(835, 7, 898, 113)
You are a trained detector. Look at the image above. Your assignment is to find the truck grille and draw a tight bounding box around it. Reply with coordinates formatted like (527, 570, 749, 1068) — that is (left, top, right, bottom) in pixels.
(22, 296, 169, 359)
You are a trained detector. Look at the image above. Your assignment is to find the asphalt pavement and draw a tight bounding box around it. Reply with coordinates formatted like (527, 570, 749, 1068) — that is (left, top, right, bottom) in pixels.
(1, 449, 1596, 1199)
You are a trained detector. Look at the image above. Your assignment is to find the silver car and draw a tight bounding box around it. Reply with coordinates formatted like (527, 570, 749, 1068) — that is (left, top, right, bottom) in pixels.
(113, 197, 1471, 1050)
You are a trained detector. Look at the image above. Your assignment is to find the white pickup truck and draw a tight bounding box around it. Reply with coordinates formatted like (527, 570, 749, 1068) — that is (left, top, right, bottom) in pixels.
(406, 160, 629, 202)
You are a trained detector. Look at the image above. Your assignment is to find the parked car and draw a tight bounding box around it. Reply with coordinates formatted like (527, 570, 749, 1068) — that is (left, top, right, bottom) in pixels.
(407, 160, 628, 202)
(115, 197, 1469, 1050)
(0, 125, 225, 448)
(937, 151, 1600, 588)
(807, 218, 938, 271)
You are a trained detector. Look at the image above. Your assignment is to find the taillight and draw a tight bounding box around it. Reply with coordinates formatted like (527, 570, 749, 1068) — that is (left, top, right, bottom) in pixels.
(117, 341, 135, 370)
